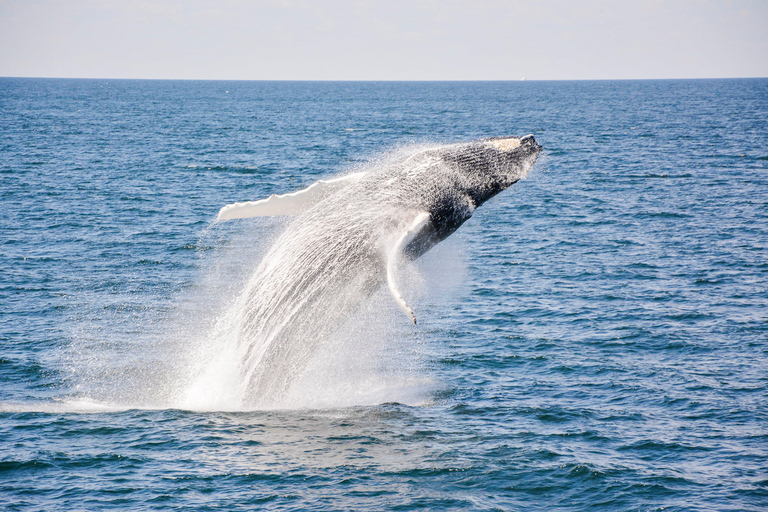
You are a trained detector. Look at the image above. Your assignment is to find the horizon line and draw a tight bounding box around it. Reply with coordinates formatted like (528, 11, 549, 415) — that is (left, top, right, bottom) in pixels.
(2, 75, 767, 83)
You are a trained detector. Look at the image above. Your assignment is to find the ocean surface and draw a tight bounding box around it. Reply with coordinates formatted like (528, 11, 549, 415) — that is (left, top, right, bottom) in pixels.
(1, 78, 767, 511)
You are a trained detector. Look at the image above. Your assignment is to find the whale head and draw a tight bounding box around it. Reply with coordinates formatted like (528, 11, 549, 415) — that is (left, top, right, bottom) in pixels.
(483, 134, 542, 186)
(441, 134, 543, 207)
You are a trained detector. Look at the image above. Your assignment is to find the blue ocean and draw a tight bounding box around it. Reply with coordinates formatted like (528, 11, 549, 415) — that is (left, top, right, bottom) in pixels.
(1, 78, 767, 510)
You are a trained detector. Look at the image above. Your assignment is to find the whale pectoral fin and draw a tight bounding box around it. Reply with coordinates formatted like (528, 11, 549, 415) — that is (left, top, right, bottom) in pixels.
(387, 211, 432, 325)
(217, 172, 367, 221)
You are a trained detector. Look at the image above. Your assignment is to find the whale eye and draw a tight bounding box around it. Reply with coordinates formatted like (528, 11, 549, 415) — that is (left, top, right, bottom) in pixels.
(488, 138, 521, 152)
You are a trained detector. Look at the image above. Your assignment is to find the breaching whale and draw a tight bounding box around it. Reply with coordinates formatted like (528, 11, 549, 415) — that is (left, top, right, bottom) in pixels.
(217, 135, 542, 406)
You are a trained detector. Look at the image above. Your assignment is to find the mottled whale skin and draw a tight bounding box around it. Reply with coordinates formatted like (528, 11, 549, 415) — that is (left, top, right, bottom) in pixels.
(217, 136, 542, 405)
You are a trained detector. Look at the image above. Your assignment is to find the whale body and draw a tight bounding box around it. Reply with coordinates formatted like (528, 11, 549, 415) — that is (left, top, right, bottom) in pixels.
(217, 135, 542, 406)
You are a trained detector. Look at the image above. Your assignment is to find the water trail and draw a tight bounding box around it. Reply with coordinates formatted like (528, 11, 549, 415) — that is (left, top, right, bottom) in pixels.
(177, 234, 451, 411)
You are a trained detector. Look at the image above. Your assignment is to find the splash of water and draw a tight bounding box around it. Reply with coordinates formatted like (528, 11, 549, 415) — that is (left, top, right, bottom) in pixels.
(179, 213, 460, 412)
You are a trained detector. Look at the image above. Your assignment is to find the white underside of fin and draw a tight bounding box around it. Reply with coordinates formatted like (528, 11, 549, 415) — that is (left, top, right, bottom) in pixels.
(387, 211, 432, 324)
(217, 172, 367, 221)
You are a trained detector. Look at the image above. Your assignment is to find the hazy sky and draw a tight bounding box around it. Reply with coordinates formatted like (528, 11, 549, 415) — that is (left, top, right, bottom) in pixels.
(1, 0, 766, 80)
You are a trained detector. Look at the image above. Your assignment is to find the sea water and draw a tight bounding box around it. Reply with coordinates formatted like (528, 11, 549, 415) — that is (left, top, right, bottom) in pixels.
(1, 78, 766, 510)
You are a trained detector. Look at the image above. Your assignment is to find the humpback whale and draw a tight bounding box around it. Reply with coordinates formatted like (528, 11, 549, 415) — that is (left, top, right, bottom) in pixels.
(217, 135, 542, 406)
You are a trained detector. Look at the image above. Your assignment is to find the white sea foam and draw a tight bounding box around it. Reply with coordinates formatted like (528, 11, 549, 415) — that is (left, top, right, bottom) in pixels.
(0, 399, 131, 414)
(176, 224, 462, 412)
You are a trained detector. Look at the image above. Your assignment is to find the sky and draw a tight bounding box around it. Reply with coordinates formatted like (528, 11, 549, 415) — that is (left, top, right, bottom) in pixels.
(0, 0, 766, 80)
